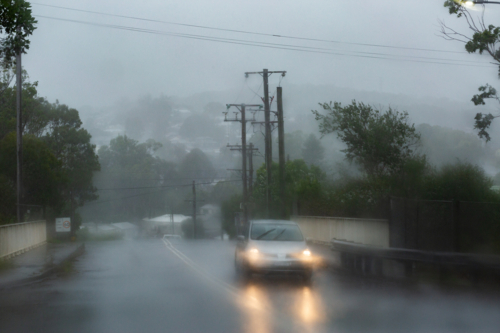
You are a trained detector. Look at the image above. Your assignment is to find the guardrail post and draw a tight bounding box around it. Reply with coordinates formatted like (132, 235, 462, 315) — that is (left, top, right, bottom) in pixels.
(452, 200, 461, 252)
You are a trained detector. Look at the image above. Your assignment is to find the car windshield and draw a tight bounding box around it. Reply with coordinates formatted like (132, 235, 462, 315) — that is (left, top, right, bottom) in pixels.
(250, 224, 304, 241)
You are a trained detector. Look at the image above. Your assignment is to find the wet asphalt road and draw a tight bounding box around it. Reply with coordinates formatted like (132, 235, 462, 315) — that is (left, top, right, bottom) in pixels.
(1, 238, 500, 333)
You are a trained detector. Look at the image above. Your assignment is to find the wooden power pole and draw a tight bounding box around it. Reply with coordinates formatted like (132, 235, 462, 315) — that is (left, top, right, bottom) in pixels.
(16, 46, 23, 223)
(277, 87, 286, 219)
(244, 69, 286, 218)
(192, 181, 196, 238)
(224, 104, 261, 226)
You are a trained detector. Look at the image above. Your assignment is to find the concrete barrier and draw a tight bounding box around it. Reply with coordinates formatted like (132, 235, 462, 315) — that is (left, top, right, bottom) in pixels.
(0, 220, 47, 260)
(291, 216, 389, 248)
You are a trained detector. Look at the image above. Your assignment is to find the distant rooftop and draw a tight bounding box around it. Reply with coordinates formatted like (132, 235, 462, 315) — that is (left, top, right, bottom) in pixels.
(143, 214, 190, 224)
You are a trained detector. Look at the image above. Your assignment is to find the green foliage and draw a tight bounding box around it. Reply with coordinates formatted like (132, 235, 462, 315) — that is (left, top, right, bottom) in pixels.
(0, 174, 15, 224)
(209, 180, 240, 204)
(179, 148, 216, 181)
(220, 194, 241, 238)
(468, 84, 500, 142)
(272, 130, 305, 161)
(465, 24, 500, 62)
(312, 100, 420, 177)
(0, 67, 99, 226)
(302, 134, 324, 166)
(86, 135, 176, 222)
(417, 124, 485, 165)
(0, 0, 37, 64)
(42, 102, 100, 213)
(423, 162, 498, 202)
(0, 133, 65, 223)
(443, 0, 462, 16)
(442, 1, 500, 141)
(252, 160, 326, 218)
(181, 217, 205, 239)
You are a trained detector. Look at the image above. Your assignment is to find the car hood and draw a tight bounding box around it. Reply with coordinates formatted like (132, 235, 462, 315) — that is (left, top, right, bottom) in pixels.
(248, 240, 307, 254)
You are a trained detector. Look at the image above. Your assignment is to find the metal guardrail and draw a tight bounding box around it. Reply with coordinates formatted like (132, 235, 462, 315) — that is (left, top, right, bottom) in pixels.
(331, 239, 500, 277)
(292, 216, 390, 247)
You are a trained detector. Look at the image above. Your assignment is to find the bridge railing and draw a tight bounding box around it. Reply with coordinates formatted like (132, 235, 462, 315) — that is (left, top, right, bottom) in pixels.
(291, 215, 389, 247)
(0, 220, 46, 260)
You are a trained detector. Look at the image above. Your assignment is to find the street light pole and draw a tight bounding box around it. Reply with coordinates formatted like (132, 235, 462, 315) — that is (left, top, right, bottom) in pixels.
(466, 1, 500, 5)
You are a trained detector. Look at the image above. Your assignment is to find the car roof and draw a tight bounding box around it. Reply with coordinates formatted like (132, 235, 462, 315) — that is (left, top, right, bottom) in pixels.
(250, 219, 298, 225)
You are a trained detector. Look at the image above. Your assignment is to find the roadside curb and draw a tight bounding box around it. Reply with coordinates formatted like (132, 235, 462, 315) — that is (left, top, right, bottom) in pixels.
(0, 243, 85, 290)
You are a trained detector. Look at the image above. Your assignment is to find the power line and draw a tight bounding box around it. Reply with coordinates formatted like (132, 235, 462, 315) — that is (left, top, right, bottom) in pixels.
(32, 2, 467, 54)
(95, 179, 242, 191)
(33, 15, 495, 68)
(86, 179, 242, 205)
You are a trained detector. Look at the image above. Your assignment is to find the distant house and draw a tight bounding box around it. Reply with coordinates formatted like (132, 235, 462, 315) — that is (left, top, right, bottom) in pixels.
(142, 214, 190, 237)
(199, 204, 221, 239)
(111, 222, 138, 239)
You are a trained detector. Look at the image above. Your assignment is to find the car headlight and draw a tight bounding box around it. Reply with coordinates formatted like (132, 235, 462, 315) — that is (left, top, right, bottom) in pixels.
(302, 249, 311, 257)
(248, 248, 259, 254)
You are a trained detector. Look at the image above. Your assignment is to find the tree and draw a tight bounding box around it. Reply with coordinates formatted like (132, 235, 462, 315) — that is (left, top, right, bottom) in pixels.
(179, 148, 216, 181)
(42, 102, 100, 215)
(252, 160, 326, 218)
(302, 134, 325, 166)
(0, 0, 37, 65)
(423, 161, 498, 202)
(0, 133, 65, 223)
(83, 135, 182, 222)
(0, 65, 99, 225)
(312, 100, 421, 177)
(220, 194, 241, 237)
(417, 123, 485, 166)
(440, 1, 500, 141)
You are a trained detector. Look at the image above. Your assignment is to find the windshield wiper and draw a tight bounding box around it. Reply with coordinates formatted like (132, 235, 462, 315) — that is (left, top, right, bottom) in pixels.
(273, 229, 286, 240)
(256, 228, 276, 240)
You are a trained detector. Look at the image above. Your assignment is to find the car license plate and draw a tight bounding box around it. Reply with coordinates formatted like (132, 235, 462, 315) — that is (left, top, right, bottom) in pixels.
(274, 261, 291, 266)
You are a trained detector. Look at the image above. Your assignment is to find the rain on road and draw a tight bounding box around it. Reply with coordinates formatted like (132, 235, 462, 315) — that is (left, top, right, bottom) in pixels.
(1, 239, 500, 333)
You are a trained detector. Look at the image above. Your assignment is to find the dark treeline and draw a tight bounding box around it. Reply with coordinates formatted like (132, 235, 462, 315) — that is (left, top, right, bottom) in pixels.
(0, 66, 99, 225)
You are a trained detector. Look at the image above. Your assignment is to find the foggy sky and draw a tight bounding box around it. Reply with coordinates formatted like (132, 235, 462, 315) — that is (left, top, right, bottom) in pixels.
(23, 0, 500, 110)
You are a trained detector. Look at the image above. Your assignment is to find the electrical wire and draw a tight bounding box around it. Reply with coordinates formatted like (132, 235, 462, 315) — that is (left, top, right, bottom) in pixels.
(33, 15, 495, 68)
(95, 179, 242, 191)
(247, 81, 263, 103)
(31, 2, 468, 54)
(86, 179, 243, 205)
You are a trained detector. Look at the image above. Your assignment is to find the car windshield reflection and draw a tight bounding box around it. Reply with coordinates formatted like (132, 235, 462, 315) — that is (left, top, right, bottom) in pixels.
(251, 224, 304, 241)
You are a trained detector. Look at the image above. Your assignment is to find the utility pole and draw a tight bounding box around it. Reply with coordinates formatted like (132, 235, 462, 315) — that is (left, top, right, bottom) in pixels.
(185, 182, 204, 239)
(224, 104, 261, 226)
(171, 207, 174, 235)
(248, 143, 254, 197)
(277, 87, 286, 219)
(227, 144, 259, 197)
(192, 181, 196, 239)
(16, 40, 23, 223)
(245, 69, 286, 218)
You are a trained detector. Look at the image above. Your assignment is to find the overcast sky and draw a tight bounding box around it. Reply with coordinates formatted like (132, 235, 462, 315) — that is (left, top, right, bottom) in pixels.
(22, 0, 500, 109)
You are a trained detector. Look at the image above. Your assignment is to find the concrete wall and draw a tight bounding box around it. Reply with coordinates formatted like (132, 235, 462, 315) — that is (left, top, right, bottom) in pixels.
(291, 216, 389, 248)
(0, 220, 47, 260)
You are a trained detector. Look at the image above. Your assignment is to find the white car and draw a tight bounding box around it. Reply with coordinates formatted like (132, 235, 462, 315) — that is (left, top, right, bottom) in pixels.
(234, 220, 314, 280)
